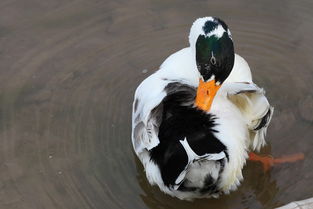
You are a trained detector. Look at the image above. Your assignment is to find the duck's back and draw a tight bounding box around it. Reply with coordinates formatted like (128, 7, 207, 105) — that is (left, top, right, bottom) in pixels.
(150, 82, 228, 197)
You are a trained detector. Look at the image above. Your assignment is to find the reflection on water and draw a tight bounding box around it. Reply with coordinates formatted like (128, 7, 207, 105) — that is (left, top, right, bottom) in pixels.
(0, 0, 313, 208)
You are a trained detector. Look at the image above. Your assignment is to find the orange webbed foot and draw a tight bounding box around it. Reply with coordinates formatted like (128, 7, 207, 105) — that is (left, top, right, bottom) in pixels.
(248, 152, 304, 172)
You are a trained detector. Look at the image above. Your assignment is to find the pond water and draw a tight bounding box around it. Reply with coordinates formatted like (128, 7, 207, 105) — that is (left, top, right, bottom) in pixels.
(0, 0, 313, 208)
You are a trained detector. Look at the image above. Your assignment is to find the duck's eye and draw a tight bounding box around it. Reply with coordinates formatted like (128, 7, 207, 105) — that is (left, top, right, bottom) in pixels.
(210, 56, 216, 65)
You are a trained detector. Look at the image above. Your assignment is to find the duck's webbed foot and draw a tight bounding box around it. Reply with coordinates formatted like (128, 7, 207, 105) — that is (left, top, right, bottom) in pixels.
(248, 152, 304, 172)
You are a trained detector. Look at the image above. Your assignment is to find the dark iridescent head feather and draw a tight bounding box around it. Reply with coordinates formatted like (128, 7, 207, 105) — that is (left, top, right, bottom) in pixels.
(195, 18, 234, 83)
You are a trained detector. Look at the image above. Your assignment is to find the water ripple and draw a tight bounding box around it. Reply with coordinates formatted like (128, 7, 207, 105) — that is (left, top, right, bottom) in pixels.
(1, 0, 313, 209)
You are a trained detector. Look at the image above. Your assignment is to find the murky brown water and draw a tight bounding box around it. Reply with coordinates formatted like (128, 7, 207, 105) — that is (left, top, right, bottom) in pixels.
(1, 0, 313, 208)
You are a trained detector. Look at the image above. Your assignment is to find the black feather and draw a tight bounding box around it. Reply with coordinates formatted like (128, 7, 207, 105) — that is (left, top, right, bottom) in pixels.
(150, 83, 227, 187)
(254, 108, 272, 131)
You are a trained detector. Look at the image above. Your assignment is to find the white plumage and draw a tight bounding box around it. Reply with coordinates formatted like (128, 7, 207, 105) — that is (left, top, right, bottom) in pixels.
(132, 17, 273, 200)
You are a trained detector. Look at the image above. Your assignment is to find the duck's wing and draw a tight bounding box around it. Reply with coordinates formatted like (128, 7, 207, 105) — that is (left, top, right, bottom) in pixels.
(223, 82, 274, 151)
(132, 48, 199, 154)
(132, 73, 168, 153)
(132, 76, 198, 155)
(223, 54, 273, 151)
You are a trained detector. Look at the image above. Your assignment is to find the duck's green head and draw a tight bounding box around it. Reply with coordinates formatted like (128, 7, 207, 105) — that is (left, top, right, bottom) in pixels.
(189, 17, 234, 111)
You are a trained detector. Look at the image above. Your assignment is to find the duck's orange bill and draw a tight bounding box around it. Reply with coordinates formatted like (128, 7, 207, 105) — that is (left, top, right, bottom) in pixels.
(195, 79, 221, 112)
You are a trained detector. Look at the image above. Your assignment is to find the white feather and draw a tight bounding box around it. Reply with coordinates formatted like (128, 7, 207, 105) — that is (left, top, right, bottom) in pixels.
(179, 138, 226, 162)
(207, 24, 226, 38)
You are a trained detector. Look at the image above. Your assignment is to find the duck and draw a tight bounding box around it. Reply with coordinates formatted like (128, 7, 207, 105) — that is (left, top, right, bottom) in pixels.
(131, 17, 274, 200)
